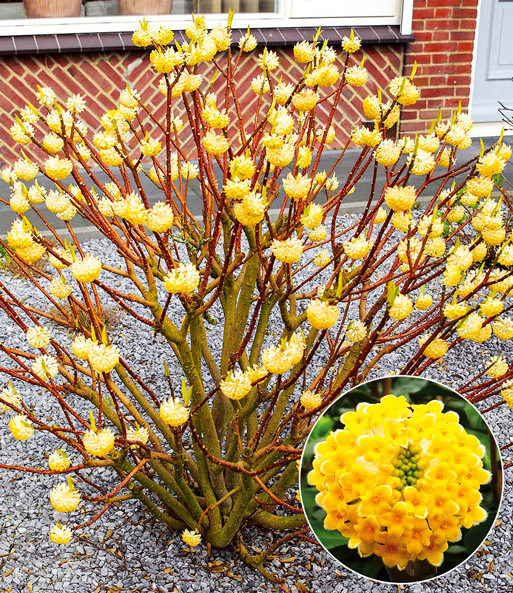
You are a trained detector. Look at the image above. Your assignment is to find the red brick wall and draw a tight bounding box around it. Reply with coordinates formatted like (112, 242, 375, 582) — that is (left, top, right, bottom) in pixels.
(0, 45, 402, 167)
(401, 0, 479, 134)
(0, 1, 481, 168)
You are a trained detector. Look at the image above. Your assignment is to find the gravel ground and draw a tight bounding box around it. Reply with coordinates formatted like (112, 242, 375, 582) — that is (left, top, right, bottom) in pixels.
(0, 225, 512, 593)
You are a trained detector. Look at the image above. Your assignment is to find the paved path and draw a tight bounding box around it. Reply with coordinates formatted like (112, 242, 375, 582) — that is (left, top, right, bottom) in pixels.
(0, 136, 510, 242)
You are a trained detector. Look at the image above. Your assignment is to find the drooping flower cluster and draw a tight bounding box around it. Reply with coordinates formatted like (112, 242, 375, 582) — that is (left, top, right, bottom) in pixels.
(308, 395, 490, 570)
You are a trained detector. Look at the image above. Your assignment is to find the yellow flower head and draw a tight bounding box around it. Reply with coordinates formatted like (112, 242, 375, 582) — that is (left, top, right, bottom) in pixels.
(309, 225, 327, 243)
(233, 191, 267, 226)
(343, 236, 372, 260)
(163, 263, 200, 296)
(293, 41, 315, 63)
(301, 204, 324, 230)
(50, 483, 81, 513)
(70, 254, 102, 283)
(486, 355, 508, 379)
(384, 186, 417, 212)
(32, 355, 59, 381)
(493, 317, 513, 340)
(418, 334, 449, 359)
(202, 130, 230, 155)
(262, 333, 305, 375)
(9, 414, 34, 440)
(220, 370, 252, 400)
(88, 343, 120, 374)
(229, 155, 255, 180)
(314, 248, 331, 268)
(238, 33, 257, 52)
(301, 389, 323, 411)
(146, 202, 174, 233)
(351, 126, 382, 148)
(389, 76, 419, 106)
(342, 32, 361, 53)
(271, 237, 303, 264)
(159, 398, 190, 427)
(310, 394, 490, 571)
(26, 326, 52, 349)
(345, 65, 368, 87)
(83, 428, 115, 457)
(44, 157, 73, 181)
(389, 294, 413, 320)
(49, 523, 72, 545)
(282, 173, 312, 201)
(291, 89, 319, 112)
(306, 300, 340, 330)
(182, 529, 202, 547)
(415, 293, 433, 311)
(374, 140, 402, 167)
(48, 450, 71, 471)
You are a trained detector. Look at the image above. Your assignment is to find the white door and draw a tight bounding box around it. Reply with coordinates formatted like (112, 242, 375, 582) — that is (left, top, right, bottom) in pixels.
(472, 0, 513, 123)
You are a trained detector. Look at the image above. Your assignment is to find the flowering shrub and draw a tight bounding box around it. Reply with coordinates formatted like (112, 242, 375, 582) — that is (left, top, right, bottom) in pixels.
(308, 394, 492, 578)
(0, 12, 512, 582)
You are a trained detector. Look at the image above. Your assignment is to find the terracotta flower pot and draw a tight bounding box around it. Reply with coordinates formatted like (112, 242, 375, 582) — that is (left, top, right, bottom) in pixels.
(118, 0, 173, 15)
(23, 0, 83, 18)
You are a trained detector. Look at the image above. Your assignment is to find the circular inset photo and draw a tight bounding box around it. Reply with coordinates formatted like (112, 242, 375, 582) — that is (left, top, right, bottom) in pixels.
(299, 376, 503, 584)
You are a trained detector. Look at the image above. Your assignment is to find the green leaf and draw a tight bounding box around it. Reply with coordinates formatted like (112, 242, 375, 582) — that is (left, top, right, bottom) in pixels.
(89, 409, 97, 432)
(182, 378, 193, 406)
(387, 281, 398, 307)
(446, 545, 467, 555)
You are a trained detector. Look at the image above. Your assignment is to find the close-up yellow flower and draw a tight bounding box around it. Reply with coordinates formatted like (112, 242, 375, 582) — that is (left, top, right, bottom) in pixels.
(182, 529, 202, 547)
(270, 237, 303, 264)
(303, 383, 498, 583)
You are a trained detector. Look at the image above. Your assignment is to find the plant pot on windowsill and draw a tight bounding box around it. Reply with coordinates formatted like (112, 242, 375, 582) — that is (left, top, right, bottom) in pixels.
(118, 0, 172, 15)
(23, 0, 82, 18)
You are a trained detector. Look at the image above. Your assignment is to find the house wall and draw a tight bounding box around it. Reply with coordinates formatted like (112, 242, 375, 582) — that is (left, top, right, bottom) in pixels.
(401, 0, 480, 134)
(0, 44, 403, 166)
(0, 0, 480, 168)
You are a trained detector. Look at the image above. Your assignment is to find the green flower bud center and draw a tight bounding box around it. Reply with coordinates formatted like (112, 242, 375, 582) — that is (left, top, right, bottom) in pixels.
(392, 444, 424, 490)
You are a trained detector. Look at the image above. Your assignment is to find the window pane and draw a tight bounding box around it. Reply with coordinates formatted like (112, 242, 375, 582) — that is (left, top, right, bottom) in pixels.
(0, 0, 279, 19)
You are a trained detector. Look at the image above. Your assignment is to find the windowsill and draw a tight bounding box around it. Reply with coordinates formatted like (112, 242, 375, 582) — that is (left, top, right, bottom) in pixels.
(0, 25, 414, 55)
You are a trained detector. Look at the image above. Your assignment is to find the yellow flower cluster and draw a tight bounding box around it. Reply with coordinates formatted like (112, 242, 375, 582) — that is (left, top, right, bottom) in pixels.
(262, 333, 305, 375)
(308, 395, 490, 571)
(182, 529, 202, 547)
(70, 253, 102, 283)
(306, 300, 340, 330)
(159, 398, 190, 427)
(0, 384, 21, 413)
(163, 262, 200, 295)
(83, 427, 116, 457)
(48, 450, 71, 471)
(271, 237, 303, 264)
(26, 326, 52, 349)
(220, 369, 252, 400)
(49, 483, 81, 513)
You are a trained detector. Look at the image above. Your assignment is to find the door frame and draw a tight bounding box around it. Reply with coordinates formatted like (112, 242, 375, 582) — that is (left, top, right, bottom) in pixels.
(469, 0, 513, 136)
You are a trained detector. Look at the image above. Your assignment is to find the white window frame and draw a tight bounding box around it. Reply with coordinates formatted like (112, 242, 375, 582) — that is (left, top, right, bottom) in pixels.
(0, 0, 413, 36)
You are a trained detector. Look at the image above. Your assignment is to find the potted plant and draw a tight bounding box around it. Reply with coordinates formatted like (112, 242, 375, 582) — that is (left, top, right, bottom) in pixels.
(23, 0, 82, 18)
(118, 0, 172, 15)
